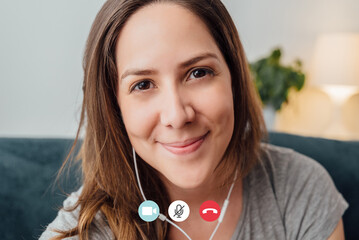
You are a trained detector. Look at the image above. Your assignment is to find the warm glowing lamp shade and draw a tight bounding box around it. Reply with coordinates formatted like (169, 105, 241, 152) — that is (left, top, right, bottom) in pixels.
(312, 33, 359, 88)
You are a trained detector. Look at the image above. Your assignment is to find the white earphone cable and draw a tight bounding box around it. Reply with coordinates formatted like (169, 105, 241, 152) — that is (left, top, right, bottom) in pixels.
(133, 147, 238, 240)
(160, 214, 192, 240)
(133, 147, 147, 201)
(209, 169, 238, 240)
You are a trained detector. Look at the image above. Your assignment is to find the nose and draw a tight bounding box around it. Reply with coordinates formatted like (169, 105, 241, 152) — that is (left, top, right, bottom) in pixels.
(160, 87, 195, 129)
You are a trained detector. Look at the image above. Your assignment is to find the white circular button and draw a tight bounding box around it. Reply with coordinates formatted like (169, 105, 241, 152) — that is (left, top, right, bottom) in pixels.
(168, 200, 190, 222)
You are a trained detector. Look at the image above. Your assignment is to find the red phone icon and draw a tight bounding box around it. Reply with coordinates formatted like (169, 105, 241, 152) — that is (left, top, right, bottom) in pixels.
(199, 201, 221, 221)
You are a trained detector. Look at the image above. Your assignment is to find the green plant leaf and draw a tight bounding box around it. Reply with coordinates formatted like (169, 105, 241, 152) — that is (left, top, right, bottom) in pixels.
(250, 48, 306, 111)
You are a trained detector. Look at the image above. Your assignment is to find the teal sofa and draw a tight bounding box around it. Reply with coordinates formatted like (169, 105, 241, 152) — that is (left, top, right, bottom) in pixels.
(0, 132, 358, 239)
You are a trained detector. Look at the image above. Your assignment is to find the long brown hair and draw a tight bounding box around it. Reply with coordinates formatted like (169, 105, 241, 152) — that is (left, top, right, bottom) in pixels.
(52, 0, 265, 239)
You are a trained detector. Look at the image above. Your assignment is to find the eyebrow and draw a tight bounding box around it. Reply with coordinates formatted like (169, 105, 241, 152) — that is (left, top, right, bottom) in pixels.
(120, 52, 220, 82)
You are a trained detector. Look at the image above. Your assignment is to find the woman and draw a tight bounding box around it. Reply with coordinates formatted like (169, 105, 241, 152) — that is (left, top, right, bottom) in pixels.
(40, 0, 348, 239)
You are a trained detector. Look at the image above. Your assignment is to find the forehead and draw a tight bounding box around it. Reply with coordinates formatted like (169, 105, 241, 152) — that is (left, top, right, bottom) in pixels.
(115, 3, 223, 72)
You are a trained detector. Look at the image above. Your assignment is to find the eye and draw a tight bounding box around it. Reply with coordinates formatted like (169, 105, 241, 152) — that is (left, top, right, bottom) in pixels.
(189, 68, 214, 80)
(131, 80, 154, 92)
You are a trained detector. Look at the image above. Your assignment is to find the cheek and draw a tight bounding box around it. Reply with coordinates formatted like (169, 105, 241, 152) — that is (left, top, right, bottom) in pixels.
(195, 80, 234, 130)
(119, 98, 157, 143)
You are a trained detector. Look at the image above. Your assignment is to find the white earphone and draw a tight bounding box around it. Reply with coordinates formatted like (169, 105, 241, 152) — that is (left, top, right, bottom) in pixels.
(132, 147, 238, 240)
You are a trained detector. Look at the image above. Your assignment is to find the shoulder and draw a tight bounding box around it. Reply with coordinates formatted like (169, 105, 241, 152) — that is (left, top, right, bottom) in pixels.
(259, 143, 324, 174)
(252, 143, 328, 196)
(39, 187, 114, 240)
(257, 143, 344, 192)
(256, 143, 349, 239)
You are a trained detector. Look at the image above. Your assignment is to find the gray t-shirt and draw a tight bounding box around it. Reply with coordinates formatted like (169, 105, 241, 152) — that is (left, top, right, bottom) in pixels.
(40, 144, 349, 240)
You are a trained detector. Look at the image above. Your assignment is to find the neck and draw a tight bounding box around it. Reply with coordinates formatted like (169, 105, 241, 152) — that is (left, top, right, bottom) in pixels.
(160, 171, 236, 209)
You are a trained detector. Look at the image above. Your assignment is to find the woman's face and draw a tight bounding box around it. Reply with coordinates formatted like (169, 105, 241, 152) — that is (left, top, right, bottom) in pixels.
(116, 3, 234, 189)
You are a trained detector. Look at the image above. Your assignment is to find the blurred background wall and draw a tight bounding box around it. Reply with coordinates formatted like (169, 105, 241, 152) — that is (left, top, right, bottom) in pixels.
(0, 0, 105, 138)
(223, 0, 359, 140)
(1, 0, 358, 139)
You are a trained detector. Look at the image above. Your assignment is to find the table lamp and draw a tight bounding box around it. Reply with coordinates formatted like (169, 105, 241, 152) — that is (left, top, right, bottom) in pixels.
(312, 33, 359, 138)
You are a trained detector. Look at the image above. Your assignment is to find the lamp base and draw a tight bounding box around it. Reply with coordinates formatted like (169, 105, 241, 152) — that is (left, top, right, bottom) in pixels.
(321, 86, 358, 140)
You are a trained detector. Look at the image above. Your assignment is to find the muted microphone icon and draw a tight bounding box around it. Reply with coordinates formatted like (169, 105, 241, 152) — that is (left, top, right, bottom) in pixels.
(174, 204, 184, 218)
(168, 200, 189, 222)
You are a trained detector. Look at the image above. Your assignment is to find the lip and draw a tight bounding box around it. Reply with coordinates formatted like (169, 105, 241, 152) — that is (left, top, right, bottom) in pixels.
(160, 132, 209, 155)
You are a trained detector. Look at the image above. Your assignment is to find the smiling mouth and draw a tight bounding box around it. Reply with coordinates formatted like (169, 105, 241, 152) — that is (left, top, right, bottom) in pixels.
(160, 132, 209, 155)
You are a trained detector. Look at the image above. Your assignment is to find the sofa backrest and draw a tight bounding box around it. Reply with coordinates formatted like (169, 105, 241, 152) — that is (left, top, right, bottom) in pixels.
(0, 138, 81, 240)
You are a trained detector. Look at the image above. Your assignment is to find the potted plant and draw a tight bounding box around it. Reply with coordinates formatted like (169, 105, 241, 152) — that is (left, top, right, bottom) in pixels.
(250, 48, 306, 129)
